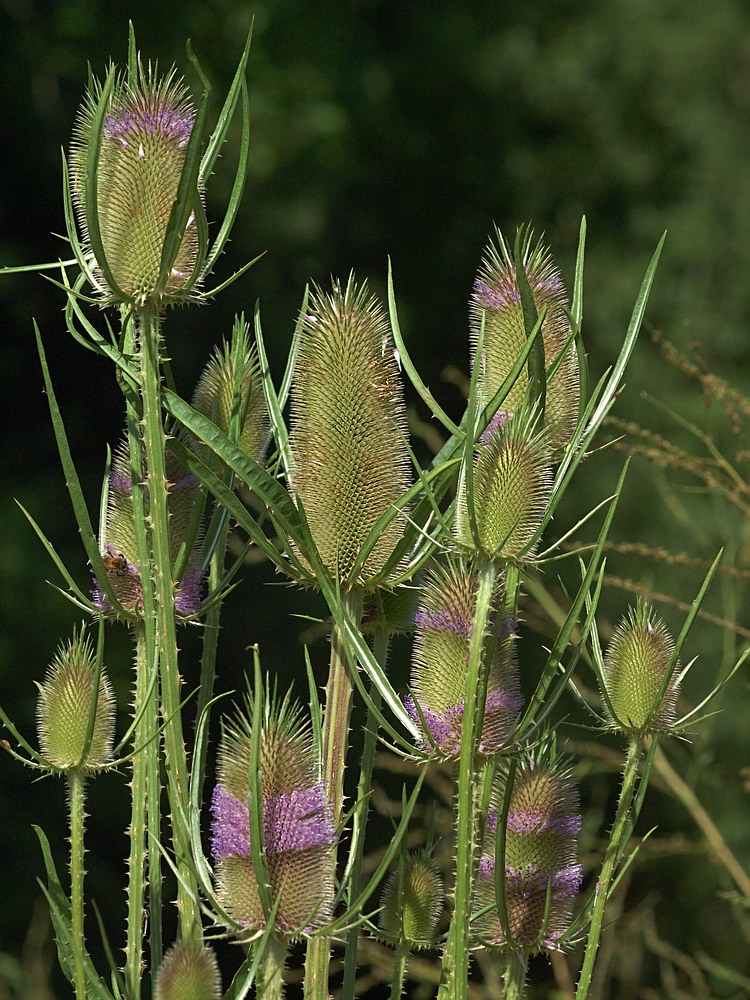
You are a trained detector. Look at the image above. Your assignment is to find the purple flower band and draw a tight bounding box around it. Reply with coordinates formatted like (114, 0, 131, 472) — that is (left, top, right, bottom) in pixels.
(479, 411, 513, 445)
(105, 100, 195, 147)
(505, 810, 582, 836)
(414, 607, 473, 637)
(473, 279, 521, 311)
(210, 783, 336, 861)
(478, 859, 583, 900)
(405, 686, 524, 756)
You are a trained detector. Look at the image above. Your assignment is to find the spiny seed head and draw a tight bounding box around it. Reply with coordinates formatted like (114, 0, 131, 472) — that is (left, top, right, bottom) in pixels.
(456, 410, 552, 562)
(361, 584, 421, 636)
(407, 560, 522, 757)
(93, 440, 203, 618)
(470, 229, 579, 455)
(380, 852, 444, 947)
(475, 755, 582, 952)
(36, 628, 115, 773)
(192, 321, 268, 467)
(602, 600, 679, 733)
(288, 276, 412, 587)
(154, 942, 221, 1000)
(211, 688, 336, 938)
(70, 64, 201, 307)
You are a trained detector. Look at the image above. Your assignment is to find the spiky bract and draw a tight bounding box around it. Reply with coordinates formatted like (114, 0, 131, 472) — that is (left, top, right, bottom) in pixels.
(380, 852, 444, 947)
(470, 230, 579, 455)
(154, 942, 221, 1000)
(288, 277, 412, 586)
(70, 66, 201, 306)
(602, 600, 679, 733)
(475, 756, 582, 951)
(406, 560, 522, 757)
(93, 441, 203, 618)
(211, 688, 336, 937)
(36, 629, 115, 773)
(192, 321, 268, 466)
(456, 411, 552, 561)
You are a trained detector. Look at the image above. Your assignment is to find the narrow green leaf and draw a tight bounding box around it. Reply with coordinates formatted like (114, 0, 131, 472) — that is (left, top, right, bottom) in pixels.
(204, 80, 251, 275)
(388, 258, 460, 435)
(34, 323, 132, 620)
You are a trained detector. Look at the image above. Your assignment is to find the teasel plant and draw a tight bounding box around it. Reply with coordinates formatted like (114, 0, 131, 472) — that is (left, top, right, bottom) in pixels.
(4, 20, 749, 1000)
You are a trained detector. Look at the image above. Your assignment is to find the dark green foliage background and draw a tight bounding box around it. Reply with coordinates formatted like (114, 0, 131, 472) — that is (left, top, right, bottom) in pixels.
(1, 1, 749, 996)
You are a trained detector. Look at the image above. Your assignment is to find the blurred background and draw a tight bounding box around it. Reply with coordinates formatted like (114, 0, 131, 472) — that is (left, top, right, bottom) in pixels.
(1, 1, 749, 997)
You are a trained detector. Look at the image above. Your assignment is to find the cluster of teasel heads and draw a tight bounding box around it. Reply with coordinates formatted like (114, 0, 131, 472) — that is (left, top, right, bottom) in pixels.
(10, 26, 742, 1000)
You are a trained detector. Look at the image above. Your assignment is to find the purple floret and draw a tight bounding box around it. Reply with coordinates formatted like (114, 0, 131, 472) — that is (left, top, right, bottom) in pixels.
(414, 607, 473, 637)
(505, 810, 583, 836)
(210, 782, 336, 861)
(405, 686, 524, 756)
(175, 565, 204, 618)
(105, 97, 195, 147)
(473, 279, 521, 311)
(479, 411, 512, 445)
(477, 860, 583, 900)
(264, 783, 337, 855)
(211, 784, 250, 859)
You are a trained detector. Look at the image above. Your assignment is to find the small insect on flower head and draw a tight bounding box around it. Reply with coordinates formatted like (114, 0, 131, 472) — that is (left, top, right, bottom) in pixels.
(92, 440, 204, 619)
(70, 63, 203, 307)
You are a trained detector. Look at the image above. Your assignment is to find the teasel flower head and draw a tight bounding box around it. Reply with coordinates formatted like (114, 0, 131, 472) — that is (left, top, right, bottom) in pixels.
(361, 584, 420, 637)
(154, 942, 221, 1000)
(405, 560, 522, 757)
(456, 409, 552, 562)
(601, 600, 679, 734)
(470, 229, 579, 456)
(92, 440, 204, 619)
(210, 688, 337, 938)
(475, 752, 582, 951)
(288, 276, 412, 587)
(191, 319, 268, 468)
(379, 851, 444, 947)
(70, 64, 202, 307)
(36, 628, 115, 773)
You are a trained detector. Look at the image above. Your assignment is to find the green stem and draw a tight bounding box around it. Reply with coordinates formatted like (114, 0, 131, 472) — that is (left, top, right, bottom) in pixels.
(304, 589, 363, 1000)
(68, 768, 87, 1000)
(124, 356, 163, 984)
(389, 942, 409, 1000)
(342, 626, 388, 1000)
(138, 306, 199, 940)
(440, 557, 498, 1000)
(503, 951, 528, 1000)
(257, 936, 287, 1000)
(124, 624, 155, 999)
(575, 737, 644, 998)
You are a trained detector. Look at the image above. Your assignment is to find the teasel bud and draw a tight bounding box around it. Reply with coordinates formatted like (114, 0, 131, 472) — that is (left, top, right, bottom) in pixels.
(36, 628, 115, 773)
(361, 584, 420, 636)
(70, 65, 201, 307)
(405, 560, 522, 757)
(475, 756, 582, 951)
(192, 320, 268, 467)
(601, 600, 679, 734)
(470, 229, 579, 455)
(154, 942, 221, 1000)
(380, 851, 444, 947)
(210, 692, 337, 937)
(456, 409, 552, 562)
(93, 441, 204, 618)
(288, 276, 412, 587)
